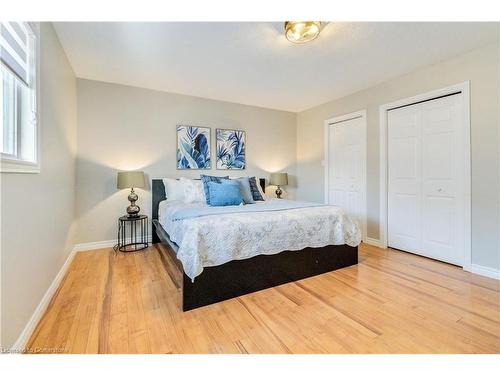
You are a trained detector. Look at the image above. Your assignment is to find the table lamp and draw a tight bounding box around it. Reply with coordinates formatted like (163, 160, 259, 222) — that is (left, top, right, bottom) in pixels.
(270, 172, 288, 199)
(117, 171, 146, 217)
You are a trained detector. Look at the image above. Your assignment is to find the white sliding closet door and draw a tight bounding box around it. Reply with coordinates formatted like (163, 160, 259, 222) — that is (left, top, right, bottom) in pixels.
(327, 116, 365, 230)
(388, 94, 465, 266)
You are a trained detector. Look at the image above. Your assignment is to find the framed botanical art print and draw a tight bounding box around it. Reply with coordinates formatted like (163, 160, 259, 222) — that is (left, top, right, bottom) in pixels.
(216, 129, 246, 170)
(176, 125, 211, 169)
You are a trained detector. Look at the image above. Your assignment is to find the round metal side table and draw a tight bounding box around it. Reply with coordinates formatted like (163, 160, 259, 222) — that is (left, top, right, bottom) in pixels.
(117, 214, 148, 252)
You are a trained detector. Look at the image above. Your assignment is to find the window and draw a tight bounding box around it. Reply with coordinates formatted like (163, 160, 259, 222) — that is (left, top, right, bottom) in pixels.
(1, 22, 39, 173)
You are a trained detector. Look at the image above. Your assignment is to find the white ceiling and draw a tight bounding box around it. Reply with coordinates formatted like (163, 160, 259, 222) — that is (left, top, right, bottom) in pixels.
(53, 22, 498, 112)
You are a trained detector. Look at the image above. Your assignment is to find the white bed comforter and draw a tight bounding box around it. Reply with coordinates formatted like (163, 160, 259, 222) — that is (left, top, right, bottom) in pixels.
(159, 199, 361, 281)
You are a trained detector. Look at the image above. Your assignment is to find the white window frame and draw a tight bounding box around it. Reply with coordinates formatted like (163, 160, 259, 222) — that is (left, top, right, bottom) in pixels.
(1, 22, 40, 174)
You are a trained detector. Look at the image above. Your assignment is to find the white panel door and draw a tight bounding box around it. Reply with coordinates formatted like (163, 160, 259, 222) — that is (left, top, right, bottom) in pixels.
(388, 94, 464, 266)
(387, 105, 422, 253)
(328, 117, 364, 231)
(420, 95, 464, 265)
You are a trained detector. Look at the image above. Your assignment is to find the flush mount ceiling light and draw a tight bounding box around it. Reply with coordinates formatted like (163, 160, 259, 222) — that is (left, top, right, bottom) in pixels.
(284, 21, 322, 44)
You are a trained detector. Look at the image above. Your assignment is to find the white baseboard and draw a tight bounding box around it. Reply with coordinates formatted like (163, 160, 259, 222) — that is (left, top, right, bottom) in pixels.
(73, 239, 117, 252)
(363, 237, 385, 248)
(469, 263, 500, 280)
(11, 248, 76, 352)
(73, 235, 153, 252)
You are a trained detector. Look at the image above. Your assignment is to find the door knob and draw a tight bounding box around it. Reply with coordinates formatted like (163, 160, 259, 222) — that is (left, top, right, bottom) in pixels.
(437, 188, 442, 192)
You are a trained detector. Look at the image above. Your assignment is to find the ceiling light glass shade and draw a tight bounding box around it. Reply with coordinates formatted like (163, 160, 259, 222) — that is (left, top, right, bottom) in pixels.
(284, 21, 321, 44)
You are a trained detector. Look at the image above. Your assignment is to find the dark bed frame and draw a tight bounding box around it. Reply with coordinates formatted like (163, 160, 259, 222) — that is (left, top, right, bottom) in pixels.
(151, 178, 358, 311)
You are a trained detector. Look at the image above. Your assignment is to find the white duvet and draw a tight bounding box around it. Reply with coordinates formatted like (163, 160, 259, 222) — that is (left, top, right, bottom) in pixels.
(158, 199, 361, 281)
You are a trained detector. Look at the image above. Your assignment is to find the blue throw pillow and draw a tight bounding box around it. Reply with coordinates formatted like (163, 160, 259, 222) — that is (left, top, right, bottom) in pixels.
(235, 177, 255, 204)
(248, 177, 264, 201)
(207, 180, 243, 206)
(200, 175, 229, 204)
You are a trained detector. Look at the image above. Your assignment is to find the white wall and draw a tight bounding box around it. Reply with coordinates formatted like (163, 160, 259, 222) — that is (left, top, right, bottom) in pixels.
(0, 23, 78, 348)
(296, 43, 500, 270)
(75, 79, 297, 244)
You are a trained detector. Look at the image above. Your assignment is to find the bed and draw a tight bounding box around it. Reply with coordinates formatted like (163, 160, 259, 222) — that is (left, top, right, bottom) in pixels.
(151, 178, 360, 311)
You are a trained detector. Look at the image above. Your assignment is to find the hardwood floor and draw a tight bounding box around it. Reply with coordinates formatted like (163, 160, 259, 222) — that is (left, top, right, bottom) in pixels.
(27, 243, 500, 353)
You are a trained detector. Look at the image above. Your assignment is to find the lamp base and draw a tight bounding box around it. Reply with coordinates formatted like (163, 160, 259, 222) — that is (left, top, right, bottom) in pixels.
(126, 188, 140, 217)
(275, 186, 283, 199)
(126, 206, 140, 218)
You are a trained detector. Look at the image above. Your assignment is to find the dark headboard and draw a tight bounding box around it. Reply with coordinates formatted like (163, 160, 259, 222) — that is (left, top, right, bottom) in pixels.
(152, 178, 266, 220)
(152, 179, 167, 220)
(258, 177, 265, 192)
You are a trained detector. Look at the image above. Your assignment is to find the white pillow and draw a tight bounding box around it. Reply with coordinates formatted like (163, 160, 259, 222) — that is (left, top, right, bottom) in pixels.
(179, 177, 205, 203)
(162, 178, 185, 201)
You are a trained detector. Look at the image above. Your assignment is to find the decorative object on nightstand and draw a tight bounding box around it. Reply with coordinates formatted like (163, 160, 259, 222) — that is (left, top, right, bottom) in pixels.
(270, 172, 288, 199)
(117, 214, 148, 252)
(117, 170, 146, 217)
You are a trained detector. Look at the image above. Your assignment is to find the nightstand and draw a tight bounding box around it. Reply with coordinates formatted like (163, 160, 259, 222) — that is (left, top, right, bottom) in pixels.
(117, 214, 148, 252)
